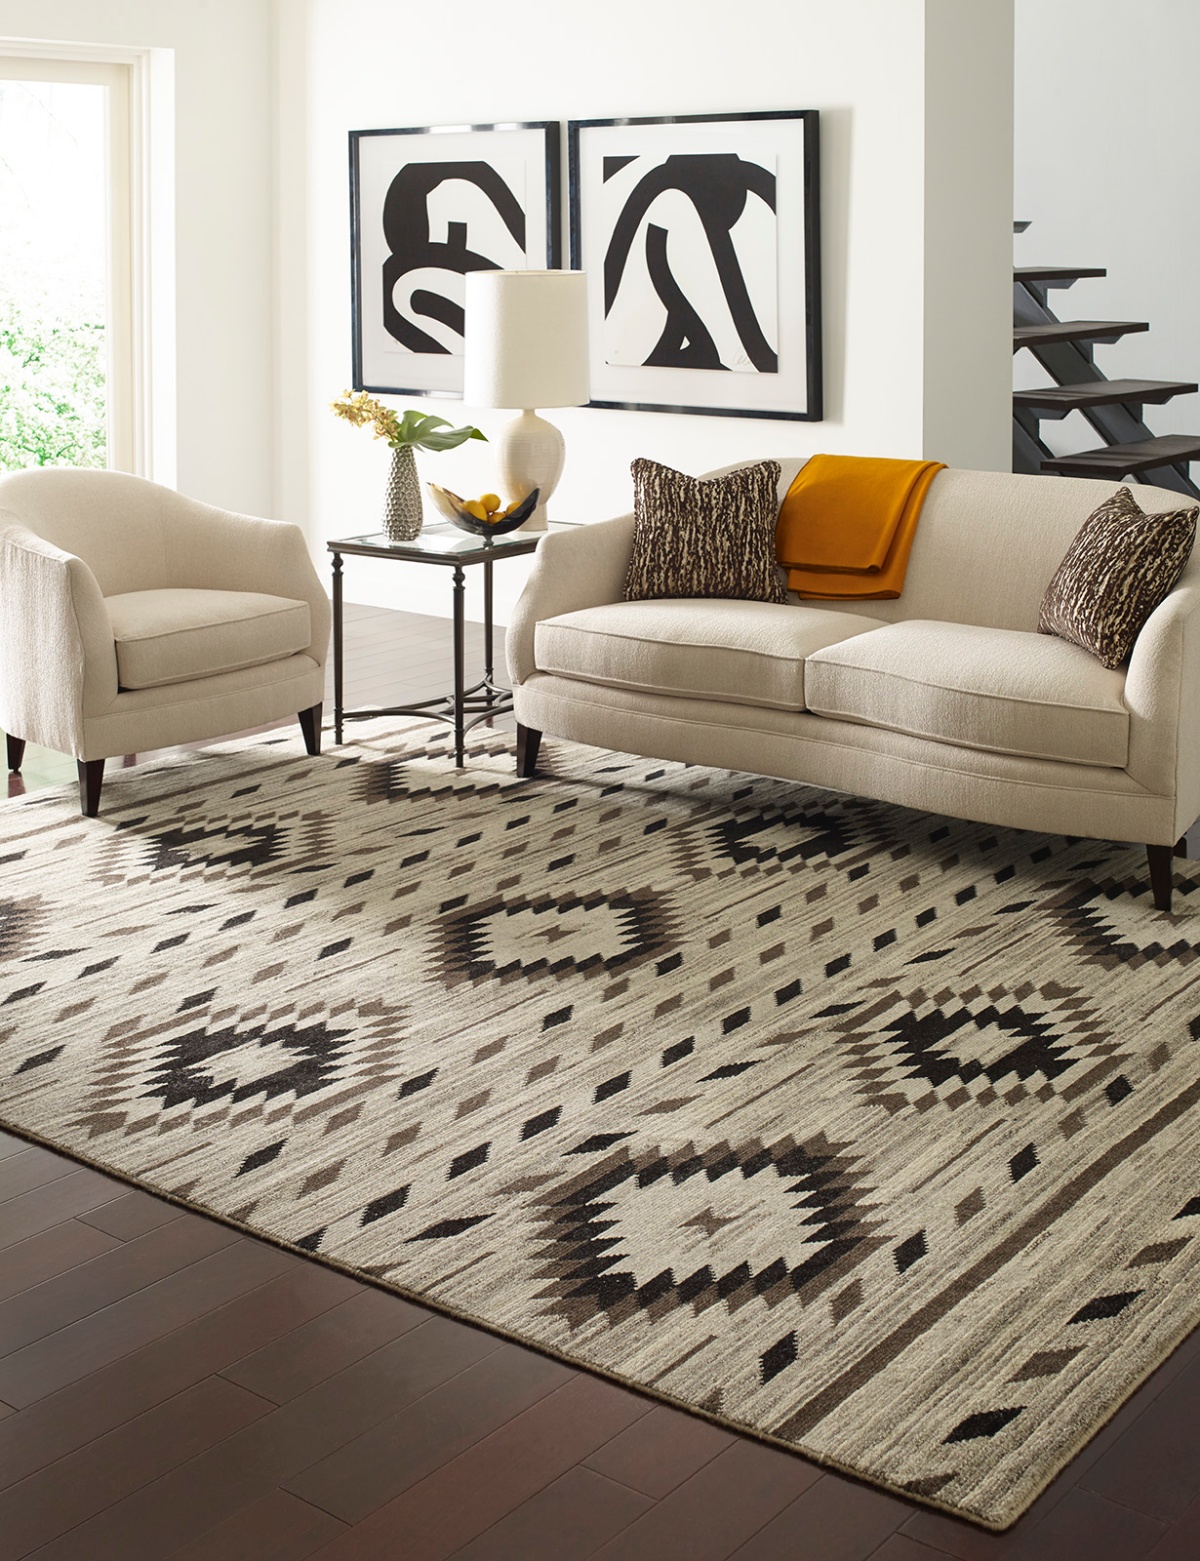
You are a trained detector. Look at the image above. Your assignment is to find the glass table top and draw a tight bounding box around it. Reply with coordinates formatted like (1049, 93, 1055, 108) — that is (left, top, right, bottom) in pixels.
(328, 520, 577, 561)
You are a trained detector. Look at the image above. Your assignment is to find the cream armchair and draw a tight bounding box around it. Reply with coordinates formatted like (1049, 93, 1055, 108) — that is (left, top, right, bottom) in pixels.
(0, 468, 330, 816)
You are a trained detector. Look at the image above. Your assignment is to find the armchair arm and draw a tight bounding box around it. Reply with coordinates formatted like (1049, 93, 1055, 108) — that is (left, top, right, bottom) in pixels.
(1124, 575, 1200, 833)
(163, 496, 331, 668)
(506, 513, 635, 685)
(0, 519, 118, 757)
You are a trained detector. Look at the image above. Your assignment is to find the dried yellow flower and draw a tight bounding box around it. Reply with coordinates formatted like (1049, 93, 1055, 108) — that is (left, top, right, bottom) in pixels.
(329, 391, 487, 453)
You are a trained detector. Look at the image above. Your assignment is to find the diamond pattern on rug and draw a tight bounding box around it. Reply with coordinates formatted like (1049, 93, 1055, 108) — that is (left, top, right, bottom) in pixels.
(669, 802, 869, 879)
(814, 979, 1125, 1114)
(435, 886, 677, 984)
(69, 994, 408, 1147)
(529, 1131, 884, 1331)
(1, 716, 1199, 1534)
(1053, 877, 1200, 968)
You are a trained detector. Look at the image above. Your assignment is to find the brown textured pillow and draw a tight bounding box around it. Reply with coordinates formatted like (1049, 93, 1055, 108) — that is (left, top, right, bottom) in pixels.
(1038, 486, 1197, 668)
(623, 459, 787, 604)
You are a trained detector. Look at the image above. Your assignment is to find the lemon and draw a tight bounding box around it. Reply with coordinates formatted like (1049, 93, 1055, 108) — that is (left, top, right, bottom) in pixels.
(464, 499, 487, 521)
(480, 492, 501, 513)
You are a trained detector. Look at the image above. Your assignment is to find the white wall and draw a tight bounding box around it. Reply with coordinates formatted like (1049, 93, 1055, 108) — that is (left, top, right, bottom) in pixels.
(924, 0, 1014, 471)
(0, 0, 276, 515)
(1014, 0, 1200, 459)
(275, 0, 1015, 623)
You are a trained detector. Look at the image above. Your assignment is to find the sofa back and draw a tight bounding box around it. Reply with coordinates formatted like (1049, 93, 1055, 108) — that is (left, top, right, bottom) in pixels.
(766, 459, 1193, 632)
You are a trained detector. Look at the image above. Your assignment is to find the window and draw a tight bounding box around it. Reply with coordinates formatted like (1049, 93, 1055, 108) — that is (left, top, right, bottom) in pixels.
(0, 43, 174, 480)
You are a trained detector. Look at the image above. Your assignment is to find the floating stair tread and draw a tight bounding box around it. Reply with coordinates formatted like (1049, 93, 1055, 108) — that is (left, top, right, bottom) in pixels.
(1042, 435, 1200, 476)
(1014, 379, 1198, 412)
(1015, 266, 1107, 285)
(1015, 320, 1150, 349)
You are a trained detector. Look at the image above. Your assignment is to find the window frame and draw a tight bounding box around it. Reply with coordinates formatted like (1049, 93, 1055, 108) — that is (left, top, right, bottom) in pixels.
(0, 41, 175, 482)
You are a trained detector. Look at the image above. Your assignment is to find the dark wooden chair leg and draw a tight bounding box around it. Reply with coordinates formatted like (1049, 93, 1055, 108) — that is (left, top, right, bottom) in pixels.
(298, 702, 322, 756)
(516, 723, 542, 778)
(1147, 844, 1175, 912)
(1148, 834, 1192, 912)
(77, 758, 105, 818)
(6, 734, 25, 773)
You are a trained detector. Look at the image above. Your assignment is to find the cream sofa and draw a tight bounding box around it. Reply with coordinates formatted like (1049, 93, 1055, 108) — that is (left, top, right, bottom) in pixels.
(507, 461, 1200, 912)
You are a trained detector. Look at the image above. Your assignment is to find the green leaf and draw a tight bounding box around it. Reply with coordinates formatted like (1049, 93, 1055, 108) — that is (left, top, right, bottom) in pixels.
(383, 407, 487, 451)
(395, 408, 432, 444)
(415, 424, 488, 451)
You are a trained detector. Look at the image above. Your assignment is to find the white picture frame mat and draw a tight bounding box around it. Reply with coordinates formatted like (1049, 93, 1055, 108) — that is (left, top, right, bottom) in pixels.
(356, 125, 551, 394)
(575, 117, 812, 415)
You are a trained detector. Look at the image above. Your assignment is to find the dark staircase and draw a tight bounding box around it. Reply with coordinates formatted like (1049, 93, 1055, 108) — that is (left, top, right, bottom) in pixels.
(1012, 241, 1200, 499)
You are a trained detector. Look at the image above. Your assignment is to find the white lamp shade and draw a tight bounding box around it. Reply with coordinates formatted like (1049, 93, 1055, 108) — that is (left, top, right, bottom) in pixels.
(463, 270, 590, 410)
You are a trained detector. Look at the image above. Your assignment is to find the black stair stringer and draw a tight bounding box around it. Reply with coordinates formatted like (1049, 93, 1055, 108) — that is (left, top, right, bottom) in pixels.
(1013, 275, 1200, 499)
(1013, 409, 1054, 476)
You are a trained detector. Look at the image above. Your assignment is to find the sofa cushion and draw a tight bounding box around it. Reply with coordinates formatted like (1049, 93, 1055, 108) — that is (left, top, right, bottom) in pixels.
(1038, 485, 1197, 667)
(624, 459, 788, 604)
(534, 600, 887, 712)
(106, 588, 312, 690)
(805, 619, 1130, 767)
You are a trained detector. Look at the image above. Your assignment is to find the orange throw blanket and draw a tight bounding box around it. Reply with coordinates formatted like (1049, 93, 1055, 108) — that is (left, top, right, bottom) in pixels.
(775, 454, 945, 599)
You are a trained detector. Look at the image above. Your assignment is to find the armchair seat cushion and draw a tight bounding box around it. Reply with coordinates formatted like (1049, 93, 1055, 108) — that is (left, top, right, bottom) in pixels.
(805, 619, 1130, 767)
(534, 599, 887, 711)
(105, 588, 312, 690)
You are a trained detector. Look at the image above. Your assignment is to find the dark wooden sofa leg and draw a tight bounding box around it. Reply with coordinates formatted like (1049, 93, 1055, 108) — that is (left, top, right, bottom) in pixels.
(6, 734, 24, 772)
(516, 723, 542, 778)
(77, 758, 105, 818)
(298, 702, 323, 756)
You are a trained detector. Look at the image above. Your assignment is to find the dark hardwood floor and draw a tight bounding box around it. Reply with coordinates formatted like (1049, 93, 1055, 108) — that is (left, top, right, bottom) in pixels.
(1, 603, 1198, 1559)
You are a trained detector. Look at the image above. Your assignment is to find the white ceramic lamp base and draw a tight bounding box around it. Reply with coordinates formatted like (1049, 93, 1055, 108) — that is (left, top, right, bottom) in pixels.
(496, 409, 565, 532)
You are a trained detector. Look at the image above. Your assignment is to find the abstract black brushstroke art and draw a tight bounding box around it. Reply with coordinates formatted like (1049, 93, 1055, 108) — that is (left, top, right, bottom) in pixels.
(602, 152, 778, 375)
(351, 123, 560, 398)
(570, 112, 821, 421)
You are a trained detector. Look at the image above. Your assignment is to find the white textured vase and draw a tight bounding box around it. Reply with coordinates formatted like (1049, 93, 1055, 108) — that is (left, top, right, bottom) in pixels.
(495, 410, 565, 532)
(383, 445, 423, 542)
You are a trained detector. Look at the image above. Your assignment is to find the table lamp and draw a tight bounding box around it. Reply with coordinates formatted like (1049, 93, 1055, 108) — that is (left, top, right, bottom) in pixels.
(463, 270, 589, 532)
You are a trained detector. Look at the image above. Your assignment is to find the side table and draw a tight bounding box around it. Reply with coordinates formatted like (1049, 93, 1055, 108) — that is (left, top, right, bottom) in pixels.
(327, 522, 561, 766)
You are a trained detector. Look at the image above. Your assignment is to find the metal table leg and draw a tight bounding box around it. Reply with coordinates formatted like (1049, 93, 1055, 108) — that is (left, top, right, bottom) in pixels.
(483, 555, 496, 707)
(452, 564, 466, 766)
(332, 550, 344, 744)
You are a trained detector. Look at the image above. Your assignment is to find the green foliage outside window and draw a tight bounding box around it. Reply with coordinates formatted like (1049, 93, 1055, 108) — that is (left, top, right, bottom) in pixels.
(0, 300, 106, 471)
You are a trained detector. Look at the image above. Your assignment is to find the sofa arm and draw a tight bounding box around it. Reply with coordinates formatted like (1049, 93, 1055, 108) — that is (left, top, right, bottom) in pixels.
(506, 513, 635, 685)
(1124, 578, 1200, 832)
(0, 519, 119, 757)
(165, 498, 332, 668)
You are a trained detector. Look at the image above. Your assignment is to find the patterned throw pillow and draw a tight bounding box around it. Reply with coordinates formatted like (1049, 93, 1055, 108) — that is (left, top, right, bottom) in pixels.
(623, 459, 788, 604)
(1037, 486, 1197, 668)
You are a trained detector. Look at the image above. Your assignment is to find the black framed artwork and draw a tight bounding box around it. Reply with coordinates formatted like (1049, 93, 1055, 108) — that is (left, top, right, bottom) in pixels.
(568, 111, 821, 421)
(350, 121, 561, 398)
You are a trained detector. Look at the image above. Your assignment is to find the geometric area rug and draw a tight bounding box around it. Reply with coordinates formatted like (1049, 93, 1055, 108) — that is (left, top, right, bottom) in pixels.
(1, 719, 1199, 1531)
